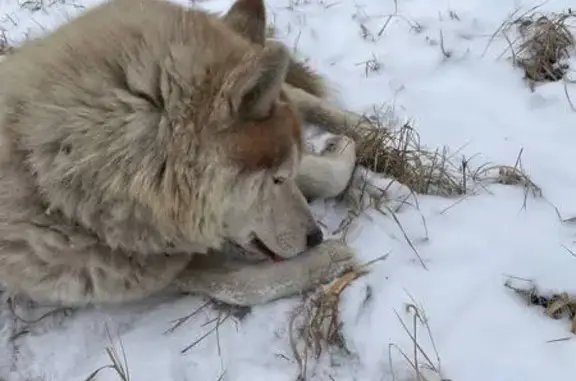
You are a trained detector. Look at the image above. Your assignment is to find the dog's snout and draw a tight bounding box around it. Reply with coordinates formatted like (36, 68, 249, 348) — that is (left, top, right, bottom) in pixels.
(306, 228, 324, 249)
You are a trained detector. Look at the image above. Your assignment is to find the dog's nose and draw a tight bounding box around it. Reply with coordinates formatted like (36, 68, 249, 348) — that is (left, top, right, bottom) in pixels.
(306, 228, 324, 249)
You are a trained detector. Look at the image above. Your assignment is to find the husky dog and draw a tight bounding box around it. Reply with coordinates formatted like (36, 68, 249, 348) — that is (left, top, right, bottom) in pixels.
(0, 0, 380, 307)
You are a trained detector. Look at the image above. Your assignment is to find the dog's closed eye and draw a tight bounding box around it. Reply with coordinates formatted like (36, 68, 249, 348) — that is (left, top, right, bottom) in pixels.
(273, 176, 285, 185)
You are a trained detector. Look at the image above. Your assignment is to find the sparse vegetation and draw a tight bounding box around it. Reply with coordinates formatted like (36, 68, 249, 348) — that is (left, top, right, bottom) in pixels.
(492, 9, 576, 86)
(0, 30, 12, 55)
(350, 105, 541, 201)
(506, 279, 576, 336)
(289, 268, 369, 380)
(388, 299, 446, 381)
(85, 326, 131, 381)
(513, 12, 575, 83)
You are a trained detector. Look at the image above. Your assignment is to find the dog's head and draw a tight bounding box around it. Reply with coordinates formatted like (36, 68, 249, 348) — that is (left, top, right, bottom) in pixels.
(210, 0, 323, 261)
(136, 0, 323, 260)
(18, 0, 323, 259)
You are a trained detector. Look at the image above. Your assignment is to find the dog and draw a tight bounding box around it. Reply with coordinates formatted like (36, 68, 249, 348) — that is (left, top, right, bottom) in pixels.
(0, 0, 387, 308)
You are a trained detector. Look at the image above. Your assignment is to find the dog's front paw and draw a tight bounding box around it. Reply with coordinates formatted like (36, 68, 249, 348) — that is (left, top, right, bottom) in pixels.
(298, 133, 357, 200)
(320, 134, 356, 160)
(306, 133, 356, 160)
(301, 239, 359, 287)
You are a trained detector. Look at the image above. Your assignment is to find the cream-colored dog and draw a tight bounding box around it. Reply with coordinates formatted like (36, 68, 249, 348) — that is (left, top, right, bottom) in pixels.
(0, 0, 408, 307)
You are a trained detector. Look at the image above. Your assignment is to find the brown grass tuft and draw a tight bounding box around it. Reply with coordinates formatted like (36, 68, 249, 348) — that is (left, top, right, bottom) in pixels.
(289, 269, 368, 380)
(512, 11, 575, 83)
(355, 115, 463, 197)
(505, 278, 576, 336)
(351, 106, 541, 200)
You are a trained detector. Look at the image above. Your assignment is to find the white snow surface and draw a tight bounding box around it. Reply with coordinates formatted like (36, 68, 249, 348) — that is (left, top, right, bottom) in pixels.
(2, 0, 576, 380)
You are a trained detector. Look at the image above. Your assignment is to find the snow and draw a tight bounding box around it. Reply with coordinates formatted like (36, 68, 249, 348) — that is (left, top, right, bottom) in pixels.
(2, 0, 576, 380)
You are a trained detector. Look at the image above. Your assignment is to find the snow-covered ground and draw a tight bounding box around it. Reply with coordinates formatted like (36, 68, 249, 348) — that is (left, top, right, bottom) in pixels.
(2, 0, 576, 380)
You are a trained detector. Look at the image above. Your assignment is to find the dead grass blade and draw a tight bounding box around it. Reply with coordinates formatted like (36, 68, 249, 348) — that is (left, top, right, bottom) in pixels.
(6, 296, 74, 341)
(85, 325, 130, 381)
(388, 298, 446, 381)
(181, 311, 231, 354)
(471, 148, 543, 208)
(0, 30, 12, 56)
(163, 300, 211, 335)
(374, 203, 428, 270)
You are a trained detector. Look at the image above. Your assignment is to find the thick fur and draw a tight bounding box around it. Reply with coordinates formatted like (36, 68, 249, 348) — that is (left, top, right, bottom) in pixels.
(0, 0, 372, 308)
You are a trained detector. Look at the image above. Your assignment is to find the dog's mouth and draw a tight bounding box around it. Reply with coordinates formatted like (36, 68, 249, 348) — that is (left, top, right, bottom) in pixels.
(223, 236, 287, 262)
(250, 236, 284, 262)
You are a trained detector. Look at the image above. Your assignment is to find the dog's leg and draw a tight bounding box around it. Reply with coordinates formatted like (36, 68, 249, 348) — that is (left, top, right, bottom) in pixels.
(172, 239, 356, 306)
(0, 236, 356, 308)
(0, 224, 192, 306)
(296, 134, 356, 200)
(346, 166, 416, 212)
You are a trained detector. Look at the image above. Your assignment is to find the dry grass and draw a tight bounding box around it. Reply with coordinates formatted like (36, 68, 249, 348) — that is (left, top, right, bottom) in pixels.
(288, 269, 367, 380)
(513, 12, 575, 83)
(20, 0, 85, 11)
(286, 282, 448, 381)
(506, 279, 576, 337)
(5, 295, 73, 341)
(287, 254, 396, 380)
(331, 110, 542, 279)
(470, 147, 542, 206)
(492, 9, 576, 84)
(85, 325, 131, 381)
(351, 105, 541, 200)
(388, 298, 446, 381)
(354, 115, 462, 197)
(265, 3, 544, 203)
(0, 30, 12, 56)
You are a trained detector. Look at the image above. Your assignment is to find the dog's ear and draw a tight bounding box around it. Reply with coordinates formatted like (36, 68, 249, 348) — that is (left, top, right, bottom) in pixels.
(227, 41, 290, 119)
(222, 0, 266, 45)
